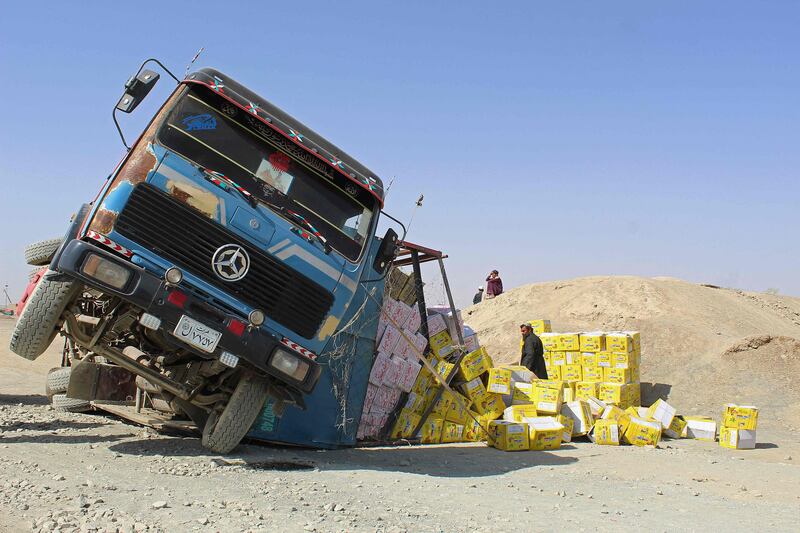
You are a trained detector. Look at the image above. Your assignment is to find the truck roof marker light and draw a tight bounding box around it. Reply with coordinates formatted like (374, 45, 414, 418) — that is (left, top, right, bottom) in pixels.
(167, 289, 188, 308)
(228, 319, 246, 337)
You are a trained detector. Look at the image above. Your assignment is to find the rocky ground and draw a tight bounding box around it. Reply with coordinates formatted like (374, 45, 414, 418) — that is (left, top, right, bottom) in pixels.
(2, 313, 800, 532)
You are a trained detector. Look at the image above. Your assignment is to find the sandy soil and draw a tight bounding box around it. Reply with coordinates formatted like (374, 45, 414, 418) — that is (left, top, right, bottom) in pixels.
(2, 297, 800, 531)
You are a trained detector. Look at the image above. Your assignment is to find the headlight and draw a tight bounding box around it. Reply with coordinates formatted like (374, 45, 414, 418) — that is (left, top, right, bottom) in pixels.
(82, 254, 131, 289)
(269, 349, 309, 381)
(248, 309, 265, 326)
(165, 267, 183, 284)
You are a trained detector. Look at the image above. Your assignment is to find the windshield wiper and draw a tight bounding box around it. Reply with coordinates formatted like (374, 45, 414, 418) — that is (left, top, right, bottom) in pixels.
(201, 168, 258, 209)
(284, 209, 332, 254)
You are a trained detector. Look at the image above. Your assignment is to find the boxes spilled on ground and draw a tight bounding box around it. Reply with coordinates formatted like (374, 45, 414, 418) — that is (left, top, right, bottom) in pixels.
(360, 307, 761, 453)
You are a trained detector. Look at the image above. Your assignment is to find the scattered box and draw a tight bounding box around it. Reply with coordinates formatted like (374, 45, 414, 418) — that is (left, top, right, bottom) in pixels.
(647, 399, 677, 431)
(459, 347, 492, 381)
(684, 416, 717, 441)
(722, 404, 759, 431)
(664, 415, 687, 439)
(561, 401, 594, 436)
(575, 382, 598, 401)
(503, 404, 539, 422)
(489, 421, 530, 451)
(523, 417, 563, 450)
(719, 427, 757, 449)
(624, 416, 662, 447)
(487, 368, 512, 395)
(512, 382, 536, 405)
(590, 419, 620, 445)
(555, 414, 574, 443)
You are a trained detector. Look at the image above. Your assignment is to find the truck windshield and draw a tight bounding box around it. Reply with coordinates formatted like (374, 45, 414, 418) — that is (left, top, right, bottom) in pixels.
(157, 85, 375, 262)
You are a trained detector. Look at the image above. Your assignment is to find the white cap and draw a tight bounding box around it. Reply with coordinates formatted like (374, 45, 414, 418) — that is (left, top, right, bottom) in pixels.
(478, 286, 484, 290)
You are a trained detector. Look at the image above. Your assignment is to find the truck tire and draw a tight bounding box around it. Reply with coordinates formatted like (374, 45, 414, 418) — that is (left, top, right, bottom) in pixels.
(46, 367, 72, 400)
(201, 373, 270, 454)
(9, 270, 80, 361)
(24, 238, 63, 266)
(52, 394, 92, 413)
(29, 267, 45, 282)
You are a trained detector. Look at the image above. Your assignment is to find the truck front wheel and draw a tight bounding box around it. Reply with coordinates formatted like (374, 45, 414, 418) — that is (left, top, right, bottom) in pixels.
(201, 372, 270, 454)
(9, 270, 80, 361)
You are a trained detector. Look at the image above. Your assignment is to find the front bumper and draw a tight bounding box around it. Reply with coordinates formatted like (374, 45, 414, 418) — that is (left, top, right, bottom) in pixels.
(56, 239, 321, 393)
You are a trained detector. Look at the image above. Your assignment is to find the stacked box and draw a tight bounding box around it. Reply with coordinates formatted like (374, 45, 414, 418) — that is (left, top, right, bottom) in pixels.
(523, 417, 564, 450)
(720, 404, 759, 449)
(489, 421, 530, 451)
(459, 347, 492, 381)
(503, 404, 539, 422)
(719, 427, 757, 449)
(527, 319, 552, 336)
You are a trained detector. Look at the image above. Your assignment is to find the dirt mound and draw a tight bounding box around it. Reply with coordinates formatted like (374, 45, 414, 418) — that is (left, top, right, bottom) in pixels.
(463, 276, 800, 428)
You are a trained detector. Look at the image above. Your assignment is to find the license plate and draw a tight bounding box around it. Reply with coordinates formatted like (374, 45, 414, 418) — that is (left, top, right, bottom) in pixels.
(173, 315, 222, 353)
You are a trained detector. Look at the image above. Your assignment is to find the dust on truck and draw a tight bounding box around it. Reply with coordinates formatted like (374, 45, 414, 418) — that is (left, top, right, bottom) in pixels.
(10, 65, 398, 453)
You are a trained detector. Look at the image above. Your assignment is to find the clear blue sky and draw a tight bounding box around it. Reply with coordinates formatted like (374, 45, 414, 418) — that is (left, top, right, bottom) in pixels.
(1, 1, 798, 309)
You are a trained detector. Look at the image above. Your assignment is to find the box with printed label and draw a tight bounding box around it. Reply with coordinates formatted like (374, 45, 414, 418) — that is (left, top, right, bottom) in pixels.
(503, 404, 538, 422)
(390, 409, 422, 439)
(606, 332, 635, 353)
(441, 421, 464, 443)
(445, 396, 470, 425)
(547, 365, 562, 380)
(551, 352, 566, 367)
(581, 352, 598, 368)
(461, 376, 487, 400)
(462, 413, 487, 442)
(580, 332, 606, 352)
(429, 330, 452, 355)
(512, 382, 536, 405)
(684, 416, 717, 441)
(562, 383, 577, 403)
(722, 404, 759, 430)
(561, 400, 594, 436)
(575, 382, 598, 401)
(378, 325, 402, 357)
(586, 396, 607, 418)
(489, 420, 530, 451)
(555, 414, 574, 442)
(647, 399, 677, 430)
(463, 334, 480, 353)
(582, 366, 603, 383)
(599, 382, 625, 405)
(602, 404, 631, 435)
(534, 385, 563, 415)
(418, 417, 443, 444)
(590, 418, 620, 445)
(664, 415, 687, 439)
(435, 360, 455, 379)
(505, 365, 534, 384)
(543, 351, 553, 367)
(473, 391, 505, 419)
(539, 333, 560, 351)
(487, 368, 512, 395)
(459, 347, 492, 381)
(527, 319, 552, 335)
(429, 393, 452, 418)
(523, 416, 563, 450)
(719, 427, 756, 449)
(612, 352, 638, 369)
(604, 367, 632, 384)
(369, 352, 392, 386)
(597, 352, 613, 368)
(559, 333, 581, 351)
(427, 313, 447, 336)
(624, 416, 662, 447)
(562, 364, 582, 382)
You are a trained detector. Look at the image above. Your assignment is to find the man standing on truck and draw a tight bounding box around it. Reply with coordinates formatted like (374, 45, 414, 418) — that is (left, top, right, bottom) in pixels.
(520, 322, 547, 379)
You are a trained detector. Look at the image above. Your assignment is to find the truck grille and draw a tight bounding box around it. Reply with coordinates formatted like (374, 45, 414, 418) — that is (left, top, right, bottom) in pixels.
(115, 183, 334, 339)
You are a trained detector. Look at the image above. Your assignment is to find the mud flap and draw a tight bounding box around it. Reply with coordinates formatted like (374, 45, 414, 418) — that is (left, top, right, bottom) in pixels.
(66, 360, 137, 402)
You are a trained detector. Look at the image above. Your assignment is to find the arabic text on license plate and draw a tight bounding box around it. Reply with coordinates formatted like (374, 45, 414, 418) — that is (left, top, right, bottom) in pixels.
(173, 315, 222, 353)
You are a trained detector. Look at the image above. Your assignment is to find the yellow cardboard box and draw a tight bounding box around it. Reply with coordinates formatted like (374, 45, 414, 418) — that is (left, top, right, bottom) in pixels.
(390, 409, 422, 439)
(601, 404, 631, 435)
(606, 332, 635, 353)
(435, 360, 455, 379)
(624, 416, 662, 447)
(430, 392, 454, 417)
(586, 396, 607, 418)
(604, 367, 632, 384)
(462, 413, 487, 442)
(590, 418, 620, 445)
(534, 385, 563, 415)
(547, 365, 562, 380)
(527, 319, 552, 335)
(539, 333, 560, 351)
(562, 383, 577, 403)
(582, 366, 604, 383)
(512, 382, 536, 405)
(461, 376, 487, 401)
(613, 352, 637, 369)
(551, 352, 566, 366)
(597, 352, 613, 368)
(575, 381, 598, 401)
(647, 399, 677, 431)
(489, 420, 529, 451)
(664, 414, 687, 439)
(503, 404, 538, 422)
(441, 421, 465, 443)
(562, 364, 582, 382)
(581, 352, 598, 368)
(560, 333, 581, 351)
(487, 368, 512, 395)
(459, 347, 491, 381)
(722, 404, 759, 430)
(523, 416, 563, 450)
(429, 330, 452, 354)
(445, 396, 470, 424)
(473, 391, 505, 419)
(561, 400, 594, 436)
(719, 427, 757, 449)
(543, 350, 553, 367)
(419, 417, 443, 444)
(505, 365, 534, 384)
(580, 332, 606, 352)
(599, 382, 625, 405)
(555, 414, 574, 443)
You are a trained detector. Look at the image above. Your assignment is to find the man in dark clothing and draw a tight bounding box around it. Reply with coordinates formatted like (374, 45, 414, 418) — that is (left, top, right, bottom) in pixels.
(520, 322, 547, 379)
(472, 286, 484, 305)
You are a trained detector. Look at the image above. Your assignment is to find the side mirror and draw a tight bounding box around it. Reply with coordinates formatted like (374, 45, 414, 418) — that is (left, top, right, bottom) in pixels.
(116, 69, 160, 113)
(373, 228, 399, 274)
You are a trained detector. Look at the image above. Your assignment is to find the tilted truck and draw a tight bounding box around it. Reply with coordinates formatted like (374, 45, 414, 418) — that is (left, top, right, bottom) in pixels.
(11, 60, 399, 453)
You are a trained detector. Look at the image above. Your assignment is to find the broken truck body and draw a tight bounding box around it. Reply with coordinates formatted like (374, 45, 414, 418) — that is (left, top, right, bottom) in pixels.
(10, 62, 399, 453)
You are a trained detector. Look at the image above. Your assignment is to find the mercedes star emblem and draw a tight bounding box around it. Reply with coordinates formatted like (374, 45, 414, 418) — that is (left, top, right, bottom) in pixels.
(211, 244, 250, 282)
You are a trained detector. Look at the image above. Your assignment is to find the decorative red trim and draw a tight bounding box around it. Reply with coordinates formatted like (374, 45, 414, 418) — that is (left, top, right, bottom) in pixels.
(85, 231, 134, 258)
(280, 337, 317, 361)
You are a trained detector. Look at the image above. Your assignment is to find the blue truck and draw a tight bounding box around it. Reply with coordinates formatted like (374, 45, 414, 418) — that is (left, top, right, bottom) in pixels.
(11, 61, 399, 453)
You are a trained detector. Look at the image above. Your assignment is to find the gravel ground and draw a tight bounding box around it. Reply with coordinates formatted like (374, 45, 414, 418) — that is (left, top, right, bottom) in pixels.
(1, 318, 800, 532)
